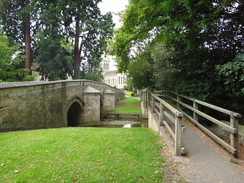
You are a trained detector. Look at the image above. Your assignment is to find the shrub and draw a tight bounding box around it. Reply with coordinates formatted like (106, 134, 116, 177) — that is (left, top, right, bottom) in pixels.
(126, 92, 134, 96)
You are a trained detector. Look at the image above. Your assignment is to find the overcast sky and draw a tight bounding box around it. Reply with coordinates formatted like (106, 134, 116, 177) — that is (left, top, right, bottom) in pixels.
(98, 0, 128, 28)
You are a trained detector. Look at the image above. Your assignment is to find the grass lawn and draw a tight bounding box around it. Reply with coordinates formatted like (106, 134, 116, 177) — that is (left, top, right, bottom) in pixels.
(0, 127, 166, 182)
(113, 97, 142, 114)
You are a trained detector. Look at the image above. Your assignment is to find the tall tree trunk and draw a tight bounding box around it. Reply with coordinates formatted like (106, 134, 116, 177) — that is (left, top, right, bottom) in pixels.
(74, 15, 80, 79)
(23, 0, 31, 77)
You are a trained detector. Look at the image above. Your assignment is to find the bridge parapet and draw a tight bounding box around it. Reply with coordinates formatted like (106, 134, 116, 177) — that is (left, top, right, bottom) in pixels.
(83, 86, 101, 126)
(0, 80, 125, 131)
(103, 89, 116, 112)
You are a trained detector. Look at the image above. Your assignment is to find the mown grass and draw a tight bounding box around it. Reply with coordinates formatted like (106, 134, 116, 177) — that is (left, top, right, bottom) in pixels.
(113, 97, 142, 114)
(0, 127, 165, 182)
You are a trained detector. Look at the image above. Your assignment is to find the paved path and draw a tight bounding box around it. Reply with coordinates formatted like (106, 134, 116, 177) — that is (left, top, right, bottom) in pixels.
(161, 121, 244, 183)
(126, 95, 141, 101)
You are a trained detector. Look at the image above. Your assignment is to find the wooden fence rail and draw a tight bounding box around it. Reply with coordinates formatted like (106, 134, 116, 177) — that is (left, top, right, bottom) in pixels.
(142, 91, 184, 156)
(155, 91, 242, 157)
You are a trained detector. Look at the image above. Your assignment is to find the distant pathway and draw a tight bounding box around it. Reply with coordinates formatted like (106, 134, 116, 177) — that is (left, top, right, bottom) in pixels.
(126, 95, 141, 101)
(163, 121, 244, 183)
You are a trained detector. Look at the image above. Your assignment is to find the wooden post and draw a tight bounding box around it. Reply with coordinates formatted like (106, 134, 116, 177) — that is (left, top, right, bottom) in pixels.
(162, 91, 165, 99)
(177, 94, 180, 109)
(152, 96, 155, 113)
(159, 103, 164, 126)
(146, 91, 149, 109)
(142, 92, 146, 107)
(175, 111, 183, 156)
(167, 91, 169, 103)
(230, 113, 240, 158)
(145, 92, 147, 102)
(193, 100, 198, 122)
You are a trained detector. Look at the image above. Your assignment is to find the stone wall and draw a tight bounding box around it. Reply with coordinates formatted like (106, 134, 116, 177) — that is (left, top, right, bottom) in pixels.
(0, 80, 125, 131)
(83, 86, 101, 126)
(102, 89, 116, 112)
(141, 100, 160, 133)
(147, 108, 160, 134)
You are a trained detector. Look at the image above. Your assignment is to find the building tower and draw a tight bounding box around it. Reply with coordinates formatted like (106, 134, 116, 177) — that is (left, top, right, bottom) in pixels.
(101, 55, 110, 73)
(101, 55, 127, 89)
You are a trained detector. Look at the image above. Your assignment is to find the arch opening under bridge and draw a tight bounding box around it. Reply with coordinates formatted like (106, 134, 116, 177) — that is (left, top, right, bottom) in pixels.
(67, 102, 83, 127)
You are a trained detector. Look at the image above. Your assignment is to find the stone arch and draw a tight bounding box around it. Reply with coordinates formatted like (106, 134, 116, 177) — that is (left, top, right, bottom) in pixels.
(65, 96, 84, 127)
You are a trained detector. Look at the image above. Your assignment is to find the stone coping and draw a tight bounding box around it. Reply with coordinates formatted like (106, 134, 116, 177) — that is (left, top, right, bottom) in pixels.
(104, 88, 116, 94)
(83, 86, 101, 94)
(0, 80, 123, 93)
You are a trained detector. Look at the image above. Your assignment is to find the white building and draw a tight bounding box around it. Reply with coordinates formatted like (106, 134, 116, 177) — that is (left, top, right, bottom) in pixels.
(101, 55, 127, 89)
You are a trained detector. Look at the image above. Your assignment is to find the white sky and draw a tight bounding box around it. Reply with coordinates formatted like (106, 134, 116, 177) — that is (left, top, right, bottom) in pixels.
(98, 0, 128, 28)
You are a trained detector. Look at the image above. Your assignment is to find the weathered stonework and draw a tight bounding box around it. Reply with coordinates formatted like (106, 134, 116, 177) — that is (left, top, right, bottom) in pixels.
(102, 88, 116, 112)
(147, 108, 160, 133)
(83, 86, 101, 126)
(0, 80, 125, 131)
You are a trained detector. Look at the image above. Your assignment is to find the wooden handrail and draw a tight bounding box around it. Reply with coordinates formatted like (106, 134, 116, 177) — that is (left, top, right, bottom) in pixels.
(173, 96, 236, 134)
(160, 90, 241, 118)
(143, 91, 183, 156)
(157, 90, 241, 157)
(194, 99, 241, 117)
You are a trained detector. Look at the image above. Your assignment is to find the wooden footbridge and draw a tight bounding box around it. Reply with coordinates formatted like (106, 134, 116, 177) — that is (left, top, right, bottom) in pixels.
(141, 91, 242, 158)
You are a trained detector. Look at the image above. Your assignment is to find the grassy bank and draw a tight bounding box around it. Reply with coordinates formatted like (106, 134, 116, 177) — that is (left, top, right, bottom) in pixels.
(114, 97, 142, 114)
(0, 127, 165, 182)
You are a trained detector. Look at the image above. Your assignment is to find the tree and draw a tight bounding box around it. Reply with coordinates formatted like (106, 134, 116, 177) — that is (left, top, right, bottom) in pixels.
(152, 43, 179, 91)
(23, 0, 31, 76)
(0, 30, 25, 82)
(2, 0, 35, 76)
(217, 54, 244, 97)
(0, 0, 10, 17)
(35, 1, 72, 81)
(216, 54, 244, 113)
(1, 0, 114, 82)
(111, 0, 243, 70)
(111, 0, 243, 113)
(63, 0, 114, 79)
(127, 44, 154, 89)
(35, 36, 73, 81)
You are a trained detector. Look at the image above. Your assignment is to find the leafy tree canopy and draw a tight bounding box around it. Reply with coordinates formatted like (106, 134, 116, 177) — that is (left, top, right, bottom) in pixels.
(110, 0, 243, 113)
(1, 0, 114, 82)
(0, 30, 26, 82)
(127, 44, 154, 89)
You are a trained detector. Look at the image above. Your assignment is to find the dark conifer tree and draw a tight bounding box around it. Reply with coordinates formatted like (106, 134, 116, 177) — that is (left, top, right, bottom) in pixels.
(2, 0, 35, 77)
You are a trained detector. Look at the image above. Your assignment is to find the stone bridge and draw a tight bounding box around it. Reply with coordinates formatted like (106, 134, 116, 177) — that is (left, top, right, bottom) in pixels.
(0, 80, 125, 131)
